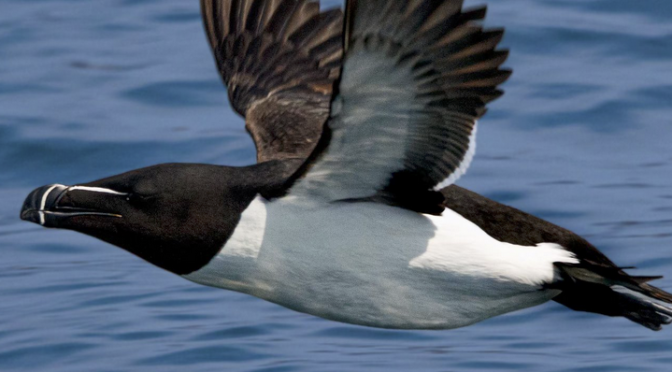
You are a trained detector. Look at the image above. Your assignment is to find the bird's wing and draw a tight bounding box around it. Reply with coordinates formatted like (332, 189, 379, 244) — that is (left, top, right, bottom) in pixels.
(201, 0, 343, 162)
(286, 0, 510, 214)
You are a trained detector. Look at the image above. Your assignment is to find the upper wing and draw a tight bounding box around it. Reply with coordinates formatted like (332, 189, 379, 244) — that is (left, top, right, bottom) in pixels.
(287, 0, 510, 214)
(201, 0, 343, 162)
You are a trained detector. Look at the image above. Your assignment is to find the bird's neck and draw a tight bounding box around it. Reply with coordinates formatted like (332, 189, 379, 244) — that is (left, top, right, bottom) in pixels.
(181, 195, 272, 296)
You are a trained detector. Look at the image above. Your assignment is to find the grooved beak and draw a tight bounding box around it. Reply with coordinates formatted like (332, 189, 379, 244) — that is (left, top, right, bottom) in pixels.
(20, 184, 124, 227)
(21, 184, 69, 225)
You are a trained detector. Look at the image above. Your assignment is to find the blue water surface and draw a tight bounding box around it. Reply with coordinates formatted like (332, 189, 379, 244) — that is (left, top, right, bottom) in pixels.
(2, 0, 672, 371)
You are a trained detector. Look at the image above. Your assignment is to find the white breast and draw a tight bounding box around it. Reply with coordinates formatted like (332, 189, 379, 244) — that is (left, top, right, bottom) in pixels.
(185, 197, 578, 329)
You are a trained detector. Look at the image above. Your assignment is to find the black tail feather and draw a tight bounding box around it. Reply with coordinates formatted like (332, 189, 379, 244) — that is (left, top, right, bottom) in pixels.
(554, 263, 672, 331)
(612, 287, 672, 331)
(640, 283, 672, 303)
(632, 276, 664, 285)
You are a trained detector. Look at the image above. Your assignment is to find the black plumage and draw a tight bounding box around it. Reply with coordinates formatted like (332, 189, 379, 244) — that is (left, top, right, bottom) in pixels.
(201, 0, 343, 162)
(442, 185, 672, 330)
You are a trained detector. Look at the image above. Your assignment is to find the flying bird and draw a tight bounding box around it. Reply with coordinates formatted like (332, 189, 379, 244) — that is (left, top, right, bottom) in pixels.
(20, 0, 672, 331)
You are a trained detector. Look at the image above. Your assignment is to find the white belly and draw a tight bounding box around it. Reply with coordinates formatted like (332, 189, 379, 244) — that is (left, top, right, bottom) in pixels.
(184, 197, 577, 329)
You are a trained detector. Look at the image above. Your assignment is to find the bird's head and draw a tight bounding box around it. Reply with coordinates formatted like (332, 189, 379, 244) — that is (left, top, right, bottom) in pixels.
(20, 163, 261, 274)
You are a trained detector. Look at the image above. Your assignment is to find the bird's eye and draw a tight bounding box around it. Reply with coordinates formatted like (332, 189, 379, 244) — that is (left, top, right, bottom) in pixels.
(126, 193, 149, 204)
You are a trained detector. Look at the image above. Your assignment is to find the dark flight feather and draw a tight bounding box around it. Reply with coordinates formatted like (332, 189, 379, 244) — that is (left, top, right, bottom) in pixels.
(201, 0, 343, 162)
(287, 0, 510, 214)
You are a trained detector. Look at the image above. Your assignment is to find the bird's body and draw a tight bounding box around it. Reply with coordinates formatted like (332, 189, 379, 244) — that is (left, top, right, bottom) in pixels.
(186, 197, 575, 329)
(20, 0, 672, 331)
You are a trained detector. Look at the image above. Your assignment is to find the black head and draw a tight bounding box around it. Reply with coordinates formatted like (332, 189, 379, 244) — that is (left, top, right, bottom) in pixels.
(20, 163, 266, 275)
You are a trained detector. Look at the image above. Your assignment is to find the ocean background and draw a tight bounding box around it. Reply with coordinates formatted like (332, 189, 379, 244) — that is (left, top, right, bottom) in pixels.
(2, 0, 672, 371)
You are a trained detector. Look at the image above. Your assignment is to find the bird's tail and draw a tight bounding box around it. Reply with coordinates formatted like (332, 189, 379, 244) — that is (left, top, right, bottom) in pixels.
(553, 262, 672, 331)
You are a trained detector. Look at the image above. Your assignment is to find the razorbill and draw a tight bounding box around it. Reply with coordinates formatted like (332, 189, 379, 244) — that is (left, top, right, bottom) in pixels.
(20, 0, 672, 331)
